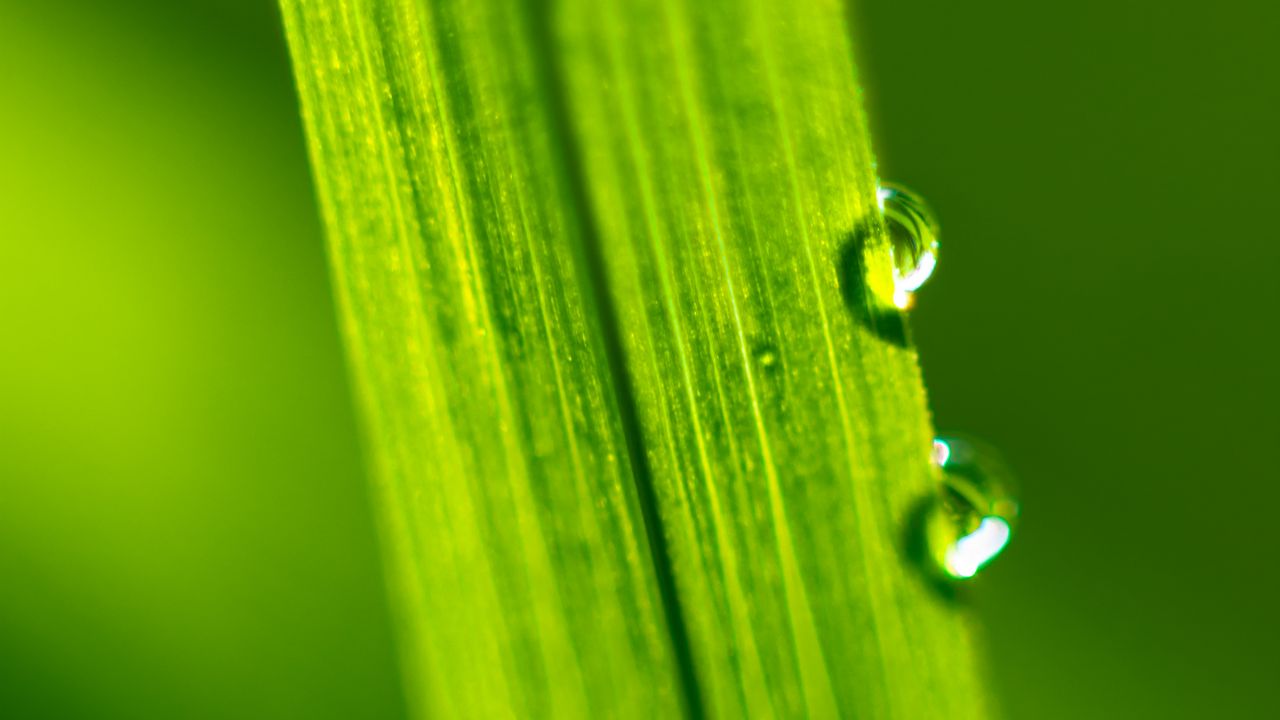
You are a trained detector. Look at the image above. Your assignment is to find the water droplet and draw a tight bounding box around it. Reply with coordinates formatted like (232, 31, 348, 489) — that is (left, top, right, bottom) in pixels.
(924, 436, 1019, 580)
(754, 344, 779, 370)
(876, 183, 940, 310)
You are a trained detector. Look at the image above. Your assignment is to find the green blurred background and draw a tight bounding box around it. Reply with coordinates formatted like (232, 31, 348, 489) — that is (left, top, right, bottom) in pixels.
(1, 1, 1275, 718)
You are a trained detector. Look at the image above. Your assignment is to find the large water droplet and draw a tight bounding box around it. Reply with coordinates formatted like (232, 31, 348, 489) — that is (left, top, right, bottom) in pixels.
(924, 436, 1019, 580)
(877, 183, 939, 310)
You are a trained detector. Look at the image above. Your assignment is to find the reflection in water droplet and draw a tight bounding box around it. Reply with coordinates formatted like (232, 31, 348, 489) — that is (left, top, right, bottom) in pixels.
(877, 183, 940, 310)
(924, 436, 1019, 580)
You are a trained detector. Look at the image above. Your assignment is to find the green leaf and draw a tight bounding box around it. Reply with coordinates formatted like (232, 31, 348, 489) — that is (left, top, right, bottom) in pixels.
(281, 0, 995, 716)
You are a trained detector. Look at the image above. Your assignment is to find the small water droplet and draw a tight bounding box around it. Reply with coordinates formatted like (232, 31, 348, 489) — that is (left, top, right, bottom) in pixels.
(924, 436, 1019, 581)
(755, 344, 779, 369)
(876, 183, 940, 310)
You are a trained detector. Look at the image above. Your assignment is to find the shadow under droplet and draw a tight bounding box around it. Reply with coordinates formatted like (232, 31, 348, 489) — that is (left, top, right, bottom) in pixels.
(902, 494, 965, 603)
(839, 225, 910, 348)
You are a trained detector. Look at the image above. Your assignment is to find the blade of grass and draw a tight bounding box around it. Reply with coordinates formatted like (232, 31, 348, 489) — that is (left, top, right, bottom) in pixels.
(550, 0, 996, 715)
(281, 0, 996, 717)
(280, 1, 683, 716)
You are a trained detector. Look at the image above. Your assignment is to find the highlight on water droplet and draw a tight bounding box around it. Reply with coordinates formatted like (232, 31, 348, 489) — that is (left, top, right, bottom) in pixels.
(930, 437, 952, 467)
(876, 183, 940, 310)
(923, 436, 1019, 581)
(945, 516, 1011, 579)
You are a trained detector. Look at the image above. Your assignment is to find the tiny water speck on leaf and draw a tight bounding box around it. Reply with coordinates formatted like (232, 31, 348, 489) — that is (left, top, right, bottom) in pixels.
(754, 344, 779, 369)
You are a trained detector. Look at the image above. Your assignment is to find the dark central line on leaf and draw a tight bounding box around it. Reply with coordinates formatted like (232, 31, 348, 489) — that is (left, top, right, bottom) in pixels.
(525, 3, 705, 718)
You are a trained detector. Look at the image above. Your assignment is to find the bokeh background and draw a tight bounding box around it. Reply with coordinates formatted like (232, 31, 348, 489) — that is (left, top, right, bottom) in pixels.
(1, 1, 1275, 718)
